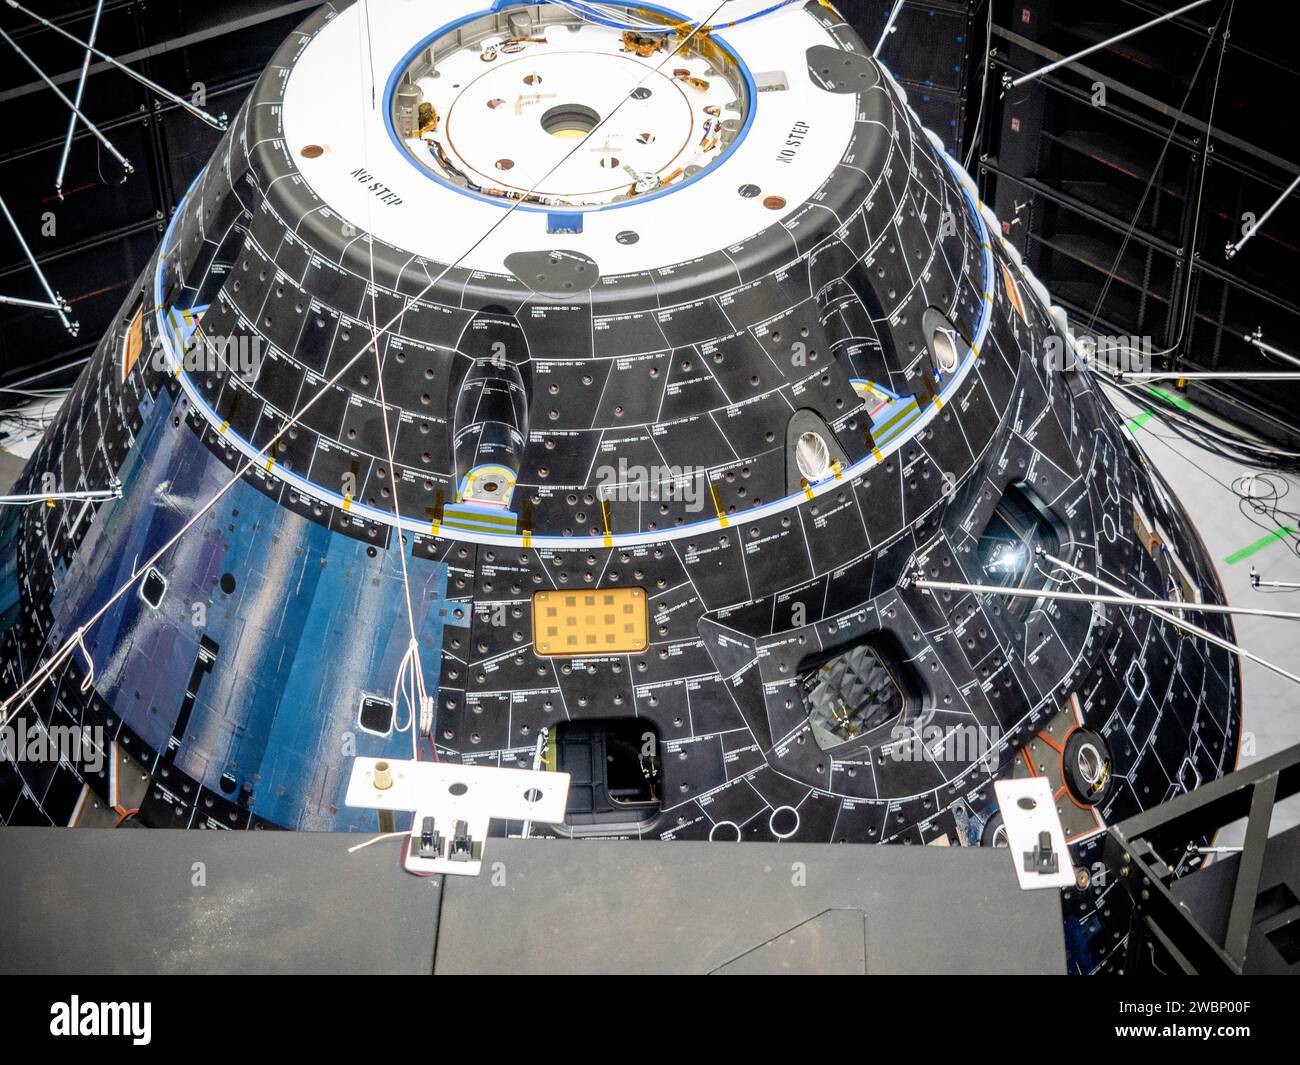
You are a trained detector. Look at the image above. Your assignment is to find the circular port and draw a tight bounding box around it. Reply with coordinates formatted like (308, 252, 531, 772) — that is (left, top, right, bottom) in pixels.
(1064, 729, 1113, 805)
(923, 306, 961, 374)
(795, 431, 832, 482)
(980, 812, 1008, 847)
(541, 103, 601, 139)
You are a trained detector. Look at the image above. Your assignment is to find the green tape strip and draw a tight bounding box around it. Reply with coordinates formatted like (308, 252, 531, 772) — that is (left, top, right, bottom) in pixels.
(874, 400, 920, 435)
(1127, 410, 1155, 433)
(1148, 386, 1192, 411)
(1224, 525, 1297, 566)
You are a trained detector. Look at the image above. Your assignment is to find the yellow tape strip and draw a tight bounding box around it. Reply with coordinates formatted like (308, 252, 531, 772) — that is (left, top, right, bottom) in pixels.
(710, 484, 729, 528)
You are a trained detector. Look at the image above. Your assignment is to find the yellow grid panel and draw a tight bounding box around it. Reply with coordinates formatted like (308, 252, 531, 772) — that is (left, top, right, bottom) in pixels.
(533, 588, 648, 657)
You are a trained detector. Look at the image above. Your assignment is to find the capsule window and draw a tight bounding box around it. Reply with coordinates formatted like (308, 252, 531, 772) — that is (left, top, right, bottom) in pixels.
(798, 632, 922, 750)
(139, 567, 167, 609)
(358, 694, 395, 737)
(976, 483, 1065, 620)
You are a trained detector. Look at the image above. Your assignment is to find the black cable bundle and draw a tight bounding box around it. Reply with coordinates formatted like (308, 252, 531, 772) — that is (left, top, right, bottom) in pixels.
(1098, 376, 1300, 473)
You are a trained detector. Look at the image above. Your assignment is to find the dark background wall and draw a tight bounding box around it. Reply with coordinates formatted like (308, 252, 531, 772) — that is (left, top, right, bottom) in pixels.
(0, 0, 317, 390)
(2, 1, 1296, 443)
(971, 0, 1300, 444)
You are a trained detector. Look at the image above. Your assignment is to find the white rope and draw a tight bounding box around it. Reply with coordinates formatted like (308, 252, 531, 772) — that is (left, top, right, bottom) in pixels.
(73, 630, 94, 692)
(347, 830, 409, 853)
(357, 0, 429, 760)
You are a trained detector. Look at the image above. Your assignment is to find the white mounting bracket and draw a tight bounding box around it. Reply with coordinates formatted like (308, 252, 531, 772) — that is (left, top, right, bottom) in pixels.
(993, 777, 1078, 891)
(345, 757, 570, 877)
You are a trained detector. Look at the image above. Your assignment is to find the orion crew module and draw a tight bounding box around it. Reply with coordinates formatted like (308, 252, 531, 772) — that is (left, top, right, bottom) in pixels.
(0, 1, 1240, 973)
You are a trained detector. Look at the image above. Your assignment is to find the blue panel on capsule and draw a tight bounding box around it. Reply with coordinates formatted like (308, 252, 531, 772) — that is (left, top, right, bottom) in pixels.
(47, 390, 451, 830)
(547, 212, 584, 235)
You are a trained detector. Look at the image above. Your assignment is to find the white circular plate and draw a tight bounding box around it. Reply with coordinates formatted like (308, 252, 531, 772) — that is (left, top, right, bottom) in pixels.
(280, 0, 859, 275)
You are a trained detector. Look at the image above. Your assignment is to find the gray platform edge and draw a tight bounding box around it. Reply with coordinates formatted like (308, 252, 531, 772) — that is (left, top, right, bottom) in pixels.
(0, 830, 1064, 975)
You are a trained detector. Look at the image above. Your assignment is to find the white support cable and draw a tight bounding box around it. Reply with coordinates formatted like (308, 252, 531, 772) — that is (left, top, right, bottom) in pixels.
(0, 294, 67, 313)
(1246, 331, 1300, 370)
(1038, 551, 1300, 689)
(5, 1, 228, 131)
(54, 0, 104, 196)
(1081, 0, 1230, 338)
(874, 0, 904, 58)
(0, 384, 67, 398)
(1, 487, 121, 506)
(0, 1, 734, 732)
(384, 16, 428, 751)
(0, 359, 88, 390)
(0, 191, 77, 336)
(1109, 371, 1300, 383)
(1226, 171, 1300, 260)
(912, 564, 1300, 688)
(358, 0, 429, 759)
(552, 1, 666, 30)
(1006, 0, 1212, 89)
(911, 577, 1300, 623)
(1151, 0, 1231, 357)
(0, 25, 133, 179)
(1249, 567, 1300, 592)
(962, 0, 995, 172)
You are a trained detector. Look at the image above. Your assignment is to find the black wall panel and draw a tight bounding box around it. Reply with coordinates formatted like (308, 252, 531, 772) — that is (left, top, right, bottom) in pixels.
(976, 0, 1300, 444)
(0, 0, 315, 388)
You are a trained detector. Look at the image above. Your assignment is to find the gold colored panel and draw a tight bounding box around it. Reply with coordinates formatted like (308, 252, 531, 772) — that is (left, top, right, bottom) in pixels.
(532, 588, 648, 657)
(999, 261, 1027, 323)
(122, 306, 144, 380)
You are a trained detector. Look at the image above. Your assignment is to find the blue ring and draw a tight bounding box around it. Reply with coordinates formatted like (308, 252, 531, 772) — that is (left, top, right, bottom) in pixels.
(381, 0, 758, 214)
(152, 152, 998, 550)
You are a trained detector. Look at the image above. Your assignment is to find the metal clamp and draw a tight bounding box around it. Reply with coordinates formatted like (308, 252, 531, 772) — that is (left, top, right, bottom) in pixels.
(345, 757, 570, 876)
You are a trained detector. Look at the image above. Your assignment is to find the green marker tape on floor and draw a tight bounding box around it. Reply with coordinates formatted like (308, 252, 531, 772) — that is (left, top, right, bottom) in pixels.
(1148, 386, 1192, 412)
(1129, 387, 1192, 433)
(1128, 410, 1155, 433)
(1224, 525, 1297, 565)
